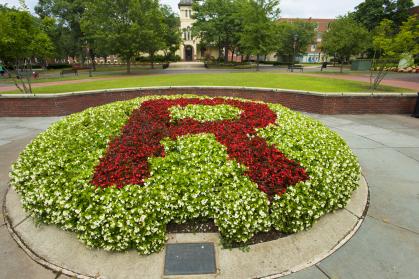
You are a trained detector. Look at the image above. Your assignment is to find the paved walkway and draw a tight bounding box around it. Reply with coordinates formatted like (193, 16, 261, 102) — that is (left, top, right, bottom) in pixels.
(1, 114, 419, 278)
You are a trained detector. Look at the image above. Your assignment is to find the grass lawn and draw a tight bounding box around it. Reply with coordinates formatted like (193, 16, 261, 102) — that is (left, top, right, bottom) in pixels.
(1, 72, 410, 94)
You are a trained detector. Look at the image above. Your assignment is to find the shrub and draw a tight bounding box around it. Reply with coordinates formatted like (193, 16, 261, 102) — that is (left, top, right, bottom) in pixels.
(46, 63, 72, 69)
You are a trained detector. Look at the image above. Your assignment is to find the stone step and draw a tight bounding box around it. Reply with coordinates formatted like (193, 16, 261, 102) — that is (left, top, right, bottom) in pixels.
(170, 62, 205, 69)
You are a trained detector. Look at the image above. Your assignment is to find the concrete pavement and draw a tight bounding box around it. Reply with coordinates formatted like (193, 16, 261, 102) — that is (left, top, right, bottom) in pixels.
(1, 113, 419, 278)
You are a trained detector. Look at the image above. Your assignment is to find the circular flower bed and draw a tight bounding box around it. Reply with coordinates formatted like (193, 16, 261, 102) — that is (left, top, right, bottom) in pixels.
(10, 95, 360, 254)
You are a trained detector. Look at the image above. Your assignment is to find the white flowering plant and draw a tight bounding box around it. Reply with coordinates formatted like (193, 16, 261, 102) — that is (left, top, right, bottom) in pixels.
(10, 95, 360, 254)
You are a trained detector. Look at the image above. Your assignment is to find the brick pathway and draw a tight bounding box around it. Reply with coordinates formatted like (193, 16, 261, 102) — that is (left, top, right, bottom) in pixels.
(307, 73, 419, 91)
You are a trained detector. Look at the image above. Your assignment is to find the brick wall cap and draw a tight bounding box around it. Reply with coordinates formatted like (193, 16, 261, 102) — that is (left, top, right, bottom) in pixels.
(0, 86, 415, 99)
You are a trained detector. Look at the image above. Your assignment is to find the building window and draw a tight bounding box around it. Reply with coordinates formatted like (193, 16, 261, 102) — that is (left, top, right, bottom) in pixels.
(316, 32, 322, 42)
(311, 44, 317, 52)
(187, 27, 192, 40)
(183, 27, 192, 41)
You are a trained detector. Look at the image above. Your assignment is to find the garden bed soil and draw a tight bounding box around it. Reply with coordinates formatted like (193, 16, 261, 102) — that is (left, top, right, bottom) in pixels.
(167, 219, 288, 247)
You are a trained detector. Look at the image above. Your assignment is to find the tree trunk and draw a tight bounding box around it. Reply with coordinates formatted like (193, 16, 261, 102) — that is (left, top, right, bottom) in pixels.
(224, 47, 228, 63)
(150, 52, 155, 69)
(127, 58, 131, 74)
(90, 49, 96, 71)
(27, 59, 33, 94)
(80, 53, 85, 67)
(256, 54, 260, 71)
(231, 49, 234, 62)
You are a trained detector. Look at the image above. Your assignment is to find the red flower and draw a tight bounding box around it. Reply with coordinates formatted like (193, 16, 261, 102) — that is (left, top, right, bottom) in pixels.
(92, 98, 309, 197)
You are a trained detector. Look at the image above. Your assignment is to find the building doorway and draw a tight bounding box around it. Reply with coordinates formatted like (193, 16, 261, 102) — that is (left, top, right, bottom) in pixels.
(184, 45, 193, 61)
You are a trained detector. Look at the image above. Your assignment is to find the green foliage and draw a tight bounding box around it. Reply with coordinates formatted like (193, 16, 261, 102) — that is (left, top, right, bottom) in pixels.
(373, 16, 419, 58)
(238, 0, 279, 67)
(192, 0, 243, 62)
(35, 0, 85, 59)
(161, 5, 181, 60)
(274, 20, 317, 61)
(0, 8, 54, 64)
(81, 0, 180, 73)
(322, 16, 371, 71)
(11, 95, 360, 254)
(352, 0, 414, 31)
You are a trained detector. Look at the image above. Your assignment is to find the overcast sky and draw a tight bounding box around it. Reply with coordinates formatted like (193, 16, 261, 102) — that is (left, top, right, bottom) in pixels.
(2, 0, 419, 18)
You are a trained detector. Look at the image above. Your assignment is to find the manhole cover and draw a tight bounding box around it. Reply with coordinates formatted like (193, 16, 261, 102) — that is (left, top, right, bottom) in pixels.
(164, 243, 216, 275)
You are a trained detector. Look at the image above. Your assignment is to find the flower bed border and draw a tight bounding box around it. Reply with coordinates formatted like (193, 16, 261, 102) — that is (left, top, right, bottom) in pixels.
(0, 86, 417, 117)
(3, 175, 369, 279)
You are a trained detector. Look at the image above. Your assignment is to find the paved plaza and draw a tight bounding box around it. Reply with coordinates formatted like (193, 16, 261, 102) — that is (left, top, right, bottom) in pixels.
(1, 113, 419, 278)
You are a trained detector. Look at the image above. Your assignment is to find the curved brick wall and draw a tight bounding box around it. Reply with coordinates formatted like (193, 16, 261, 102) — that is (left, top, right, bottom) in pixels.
(0, 87, 417, 116)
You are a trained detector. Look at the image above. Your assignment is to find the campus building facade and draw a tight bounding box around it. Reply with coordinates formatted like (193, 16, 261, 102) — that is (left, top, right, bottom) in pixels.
(177, 0, 219, 61)
(177, 0, 334, 63)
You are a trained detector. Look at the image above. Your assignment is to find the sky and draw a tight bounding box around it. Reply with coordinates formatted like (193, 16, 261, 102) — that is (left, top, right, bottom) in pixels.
(1, 0, 419, 18)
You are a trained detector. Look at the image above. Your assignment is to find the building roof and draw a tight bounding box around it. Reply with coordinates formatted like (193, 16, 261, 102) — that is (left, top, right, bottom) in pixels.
(278, 18, 335, 33)
(409, 6, 419, 15)
(179, 0, 193, 7)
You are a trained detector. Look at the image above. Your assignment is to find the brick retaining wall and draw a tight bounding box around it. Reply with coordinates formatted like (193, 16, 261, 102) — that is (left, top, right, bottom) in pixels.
(0, 87, 417, 117)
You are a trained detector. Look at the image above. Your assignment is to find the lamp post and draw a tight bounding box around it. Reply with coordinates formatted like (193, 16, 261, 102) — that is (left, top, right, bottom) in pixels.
(413, 92, 419, 118)
(292, 34, 299, 72)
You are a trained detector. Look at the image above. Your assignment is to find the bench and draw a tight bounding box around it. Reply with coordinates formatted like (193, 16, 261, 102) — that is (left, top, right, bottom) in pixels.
(288, 65, 304, 72)
(16, 70, 39, 79)
(60, 69, 78, 77)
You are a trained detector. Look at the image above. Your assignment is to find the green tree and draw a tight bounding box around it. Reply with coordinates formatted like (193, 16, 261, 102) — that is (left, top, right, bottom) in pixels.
(35, 0, 86, 63)
(0, 7, 54, 93)
(141, 3, 166, 69)
(369, 16, 419, 90)
(82, 0, 169, 73)
(238, 0, 280, 70)
(192, 0, 242, 62)
(161, 5, 181, 61)
(321, 16, 371, 72)
(352, 0, 414, 31)
(274, 21, 316, 63)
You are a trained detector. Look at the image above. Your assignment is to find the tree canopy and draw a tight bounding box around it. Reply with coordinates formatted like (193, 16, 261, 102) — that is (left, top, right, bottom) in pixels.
(0, 7, 54, 65)
(274, 20, 316, 62)
(192, 0, 242, 62)
(81, 0, 180, 73)
(192, 0, 280, 64)
(352, 0, 414, 31)
(35, 0, 86, 61)
(373, 16, 419, 58)
(321, 16, 371, 72)
(0, 6, 55, 93)
(238, 0, 280, 68)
